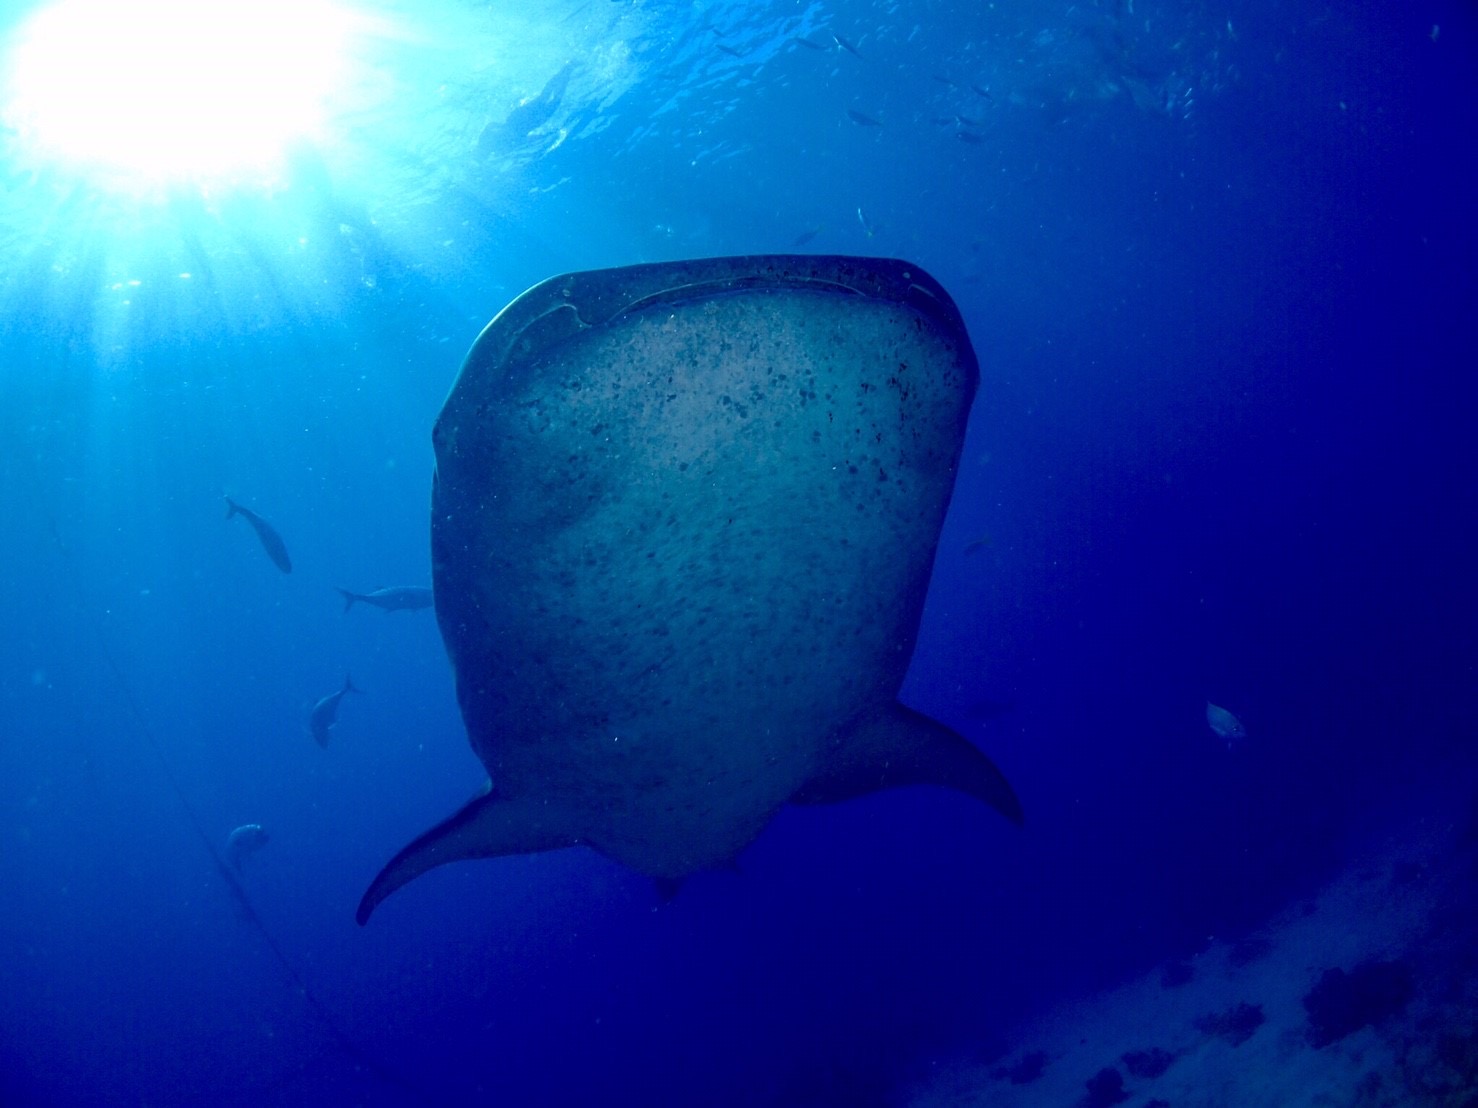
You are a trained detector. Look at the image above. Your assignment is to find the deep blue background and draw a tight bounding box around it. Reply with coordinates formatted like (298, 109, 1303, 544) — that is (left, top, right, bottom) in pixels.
(1, 0, 1474, 1104)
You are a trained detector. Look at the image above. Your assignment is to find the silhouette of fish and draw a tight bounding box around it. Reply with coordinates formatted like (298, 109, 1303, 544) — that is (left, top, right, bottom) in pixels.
(790, 226, 823, 248)
(225, 824, 269, 871)
(225, 497, 291, 574)
(336, 585, 434, 614)
(309, 676, 358, 748)
(1206, 701, 1247, 749)
(358, 255, 1022, 924)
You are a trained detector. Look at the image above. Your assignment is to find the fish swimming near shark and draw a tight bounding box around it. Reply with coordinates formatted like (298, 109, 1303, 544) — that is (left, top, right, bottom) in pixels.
(225, 824, 269, 871)
(790, 226, 823, 248)
(309, 676, 358, 748)
(336, 585, 434, 614)
(357, 254, 1023, 925)
(225, 497, 292, 574)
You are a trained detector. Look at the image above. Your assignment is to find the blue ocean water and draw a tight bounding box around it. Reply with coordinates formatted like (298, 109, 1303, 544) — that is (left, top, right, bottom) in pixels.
(1, 0, 1474, 1104)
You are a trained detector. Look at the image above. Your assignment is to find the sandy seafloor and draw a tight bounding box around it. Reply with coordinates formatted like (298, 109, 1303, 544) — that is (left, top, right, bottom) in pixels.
(911, 784, 1478, 1108)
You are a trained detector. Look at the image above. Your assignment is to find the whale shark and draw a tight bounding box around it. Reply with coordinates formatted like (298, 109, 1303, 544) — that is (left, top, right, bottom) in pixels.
(358, 254, 1022, 924)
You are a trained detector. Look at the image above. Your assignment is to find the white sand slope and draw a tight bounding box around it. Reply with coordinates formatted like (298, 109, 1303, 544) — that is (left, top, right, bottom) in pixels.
(913, 798, 1478, 1107)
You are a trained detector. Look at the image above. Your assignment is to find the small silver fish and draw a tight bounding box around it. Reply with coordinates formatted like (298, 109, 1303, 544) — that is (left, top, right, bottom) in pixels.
(225, 824, 269, 871)
(856, 206, 876, 237)
(1206, 701, 1247, 749)
(336, 585, 434, 614)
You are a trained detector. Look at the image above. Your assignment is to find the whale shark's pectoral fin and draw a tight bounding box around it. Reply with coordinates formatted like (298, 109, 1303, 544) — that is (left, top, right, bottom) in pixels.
(792, 704, 1024, 826)
(357, 784, 577, 924)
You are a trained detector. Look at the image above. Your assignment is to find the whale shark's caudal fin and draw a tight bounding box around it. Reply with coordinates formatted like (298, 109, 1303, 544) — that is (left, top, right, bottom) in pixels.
(357, 785, 579, 924)
(791, 703, 1024, 825)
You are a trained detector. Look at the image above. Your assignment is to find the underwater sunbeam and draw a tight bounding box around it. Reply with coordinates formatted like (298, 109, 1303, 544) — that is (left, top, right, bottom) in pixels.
(1, 0, 358, 190)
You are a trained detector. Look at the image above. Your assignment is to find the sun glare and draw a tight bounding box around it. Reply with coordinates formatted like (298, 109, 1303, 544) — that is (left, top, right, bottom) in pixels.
(2, 0, 359, 189)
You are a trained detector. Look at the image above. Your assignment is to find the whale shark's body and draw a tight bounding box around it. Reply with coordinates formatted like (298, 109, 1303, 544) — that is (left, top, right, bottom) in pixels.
(358, 255, 1021, 924)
